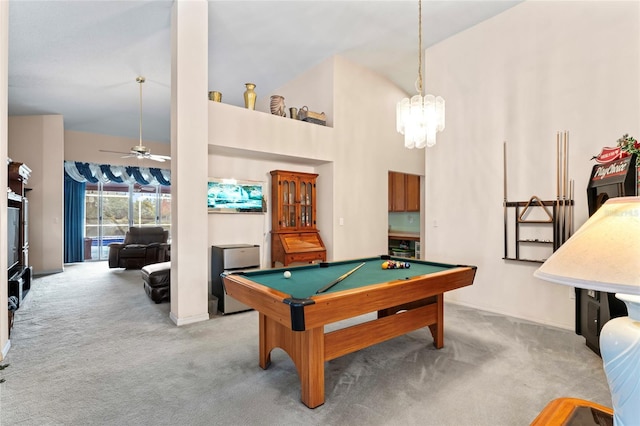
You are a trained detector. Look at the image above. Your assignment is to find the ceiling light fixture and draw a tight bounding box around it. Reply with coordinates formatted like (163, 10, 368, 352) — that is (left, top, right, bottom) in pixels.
(396, 0, 445, 149)
(101, 77, 170, 162)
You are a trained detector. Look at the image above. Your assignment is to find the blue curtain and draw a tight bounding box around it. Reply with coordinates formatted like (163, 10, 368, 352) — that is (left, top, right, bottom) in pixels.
(64, 173, 86, 263)
(75, 162, 99, 183)
(150, 168, 171, 186)
(126, 166, 150, 185)
(100, 164, 124, 183)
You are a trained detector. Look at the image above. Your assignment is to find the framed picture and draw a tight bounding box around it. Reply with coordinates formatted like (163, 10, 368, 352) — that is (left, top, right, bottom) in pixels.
(207, 177, 266, 213)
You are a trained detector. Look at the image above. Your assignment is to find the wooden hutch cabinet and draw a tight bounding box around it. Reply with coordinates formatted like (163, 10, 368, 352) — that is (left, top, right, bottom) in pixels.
(270, 170, 326, 267)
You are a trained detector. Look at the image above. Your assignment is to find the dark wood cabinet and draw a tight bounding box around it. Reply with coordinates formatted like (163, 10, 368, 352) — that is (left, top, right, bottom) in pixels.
(270, 170, 326, 267)
(405, 174, 420, 211)
(7, 161, 32, 312)
(389, 172, 420, 212)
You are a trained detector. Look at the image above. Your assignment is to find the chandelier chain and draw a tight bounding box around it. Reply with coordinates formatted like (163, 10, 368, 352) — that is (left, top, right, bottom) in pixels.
(417, 0, 423, 96)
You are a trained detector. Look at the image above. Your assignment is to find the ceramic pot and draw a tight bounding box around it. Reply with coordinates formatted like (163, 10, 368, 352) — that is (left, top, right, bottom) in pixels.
(270, 95, 286, 116)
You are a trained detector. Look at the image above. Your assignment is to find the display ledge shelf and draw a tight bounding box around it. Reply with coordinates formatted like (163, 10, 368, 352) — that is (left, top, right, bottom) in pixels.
(503, 257, 545, 264)
(209, 100, 333, 128)
(208, 101, 334, 163)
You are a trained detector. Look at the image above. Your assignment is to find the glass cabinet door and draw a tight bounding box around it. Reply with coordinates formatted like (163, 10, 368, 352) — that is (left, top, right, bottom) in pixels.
(300, 184, 307, 226)
(281, 180, 297, 228)
(305, 182, 313, 226)
(299, 181, 313, 227)
(282, 181, 289, 226)
(288, 181, 296, 227)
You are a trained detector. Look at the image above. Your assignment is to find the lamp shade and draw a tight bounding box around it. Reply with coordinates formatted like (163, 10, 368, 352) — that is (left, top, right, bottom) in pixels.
(534, 196, 640, 296)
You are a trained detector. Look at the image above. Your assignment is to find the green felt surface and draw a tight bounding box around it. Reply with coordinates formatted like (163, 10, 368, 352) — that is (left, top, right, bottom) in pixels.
(241, 257, 453, 299)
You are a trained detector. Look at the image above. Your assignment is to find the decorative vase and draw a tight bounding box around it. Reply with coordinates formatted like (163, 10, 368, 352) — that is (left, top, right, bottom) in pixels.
(244, 83, 257, 110)
(289, 107, 298, 120)
(208, 91, 222, 102)
(270, 95, 286, 117)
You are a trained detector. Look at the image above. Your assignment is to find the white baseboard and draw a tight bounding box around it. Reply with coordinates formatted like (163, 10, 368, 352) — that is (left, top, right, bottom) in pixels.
(169, 311, 210, 326)
(32, 268, 64, 277)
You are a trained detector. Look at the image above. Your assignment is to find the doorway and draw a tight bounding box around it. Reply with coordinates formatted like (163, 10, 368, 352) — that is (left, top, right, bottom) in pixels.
(388, 171, 422, 259)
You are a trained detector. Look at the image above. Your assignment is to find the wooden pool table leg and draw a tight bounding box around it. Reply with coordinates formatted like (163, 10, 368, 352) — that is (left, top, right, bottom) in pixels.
(297, 327, 325, 408)
(258, 313, 272, 369)
(258, 313, 326, 408)
(427, 294, 444, 348)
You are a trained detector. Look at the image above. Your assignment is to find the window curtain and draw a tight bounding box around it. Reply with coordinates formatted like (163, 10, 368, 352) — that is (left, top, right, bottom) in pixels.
(64, 173, 86, 263)
(64, 161, 171, 186)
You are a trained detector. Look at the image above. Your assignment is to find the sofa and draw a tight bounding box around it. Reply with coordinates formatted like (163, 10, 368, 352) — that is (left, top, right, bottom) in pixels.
(108, 226, 169, 269)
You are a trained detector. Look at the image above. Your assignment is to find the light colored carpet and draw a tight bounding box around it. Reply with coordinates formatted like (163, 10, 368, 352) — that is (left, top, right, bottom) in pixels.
(1, 261, 610, 425)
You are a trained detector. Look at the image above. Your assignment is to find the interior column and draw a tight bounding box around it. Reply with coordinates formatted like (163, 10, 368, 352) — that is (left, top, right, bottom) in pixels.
(169, 0, 209, 325)
(1, 0, 10, 354)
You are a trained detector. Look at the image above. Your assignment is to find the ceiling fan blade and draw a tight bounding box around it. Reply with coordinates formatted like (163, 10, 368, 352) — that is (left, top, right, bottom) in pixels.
(99, 149, 131, 155)
(150, 154, 171, 161)
(148, 156, 166, 162)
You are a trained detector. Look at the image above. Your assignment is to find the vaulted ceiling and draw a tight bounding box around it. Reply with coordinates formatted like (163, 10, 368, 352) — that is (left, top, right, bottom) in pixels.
(8, 1, 520, 143)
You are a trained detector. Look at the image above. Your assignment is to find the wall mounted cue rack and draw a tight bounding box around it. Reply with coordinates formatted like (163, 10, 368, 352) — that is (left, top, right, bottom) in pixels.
(502, 132, 574, 263)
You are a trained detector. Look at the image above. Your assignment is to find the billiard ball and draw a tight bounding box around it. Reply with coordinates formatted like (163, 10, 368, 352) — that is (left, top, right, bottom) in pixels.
(283, 271, 292, 278)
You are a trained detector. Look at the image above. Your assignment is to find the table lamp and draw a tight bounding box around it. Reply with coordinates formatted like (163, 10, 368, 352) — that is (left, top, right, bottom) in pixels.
(534, 196, 640, 426)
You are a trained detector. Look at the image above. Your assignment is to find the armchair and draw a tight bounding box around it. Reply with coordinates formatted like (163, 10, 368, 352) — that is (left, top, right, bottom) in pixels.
(108, 226, 169, 269)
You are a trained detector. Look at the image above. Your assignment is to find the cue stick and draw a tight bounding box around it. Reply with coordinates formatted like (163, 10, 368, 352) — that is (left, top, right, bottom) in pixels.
(562, 131, 569, 243)
(564, 132, 570, 242)
(316, 262, 366, 294)
(559, 131, 565, 246)
(568, 179, 574, 237)
(503, 141, 508, 259)
(555, 132, 561, 251)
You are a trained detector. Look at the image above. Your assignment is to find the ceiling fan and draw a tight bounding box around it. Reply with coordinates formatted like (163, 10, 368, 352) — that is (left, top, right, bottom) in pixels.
(100, 76, 171, 163)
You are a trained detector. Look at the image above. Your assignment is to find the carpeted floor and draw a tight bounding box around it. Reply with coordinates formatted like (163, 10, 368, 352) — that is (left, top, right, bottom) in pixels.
(1, 261, 611, 425)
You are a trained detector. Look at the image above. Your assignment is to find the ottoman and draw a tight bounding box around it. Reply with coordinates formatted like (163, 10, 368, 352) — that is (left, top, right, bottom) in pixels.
(141, 261, 171, 303)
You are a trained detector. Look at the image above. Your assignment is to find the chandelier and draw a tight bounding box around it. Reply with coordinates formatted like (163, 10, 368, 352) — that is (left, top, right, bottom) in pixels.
(396, 0, 445, 149)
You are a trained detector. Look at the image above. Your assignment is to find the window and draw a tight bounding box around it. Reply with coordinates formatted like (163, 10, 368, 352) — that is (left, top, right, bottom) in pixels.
(85, 182, 171, 260)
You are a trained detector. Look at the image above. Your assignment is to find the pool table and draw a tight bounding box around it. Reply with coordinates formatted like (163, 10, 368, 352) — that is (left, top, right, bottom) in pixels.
(222, 255, 477, 408)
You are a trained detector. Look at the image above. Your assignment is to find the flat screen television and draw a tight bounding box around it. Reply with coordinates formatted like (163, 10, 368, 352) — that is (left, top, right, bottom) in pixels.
(207, 178, 266, 213)
(7, 207, 21, 271)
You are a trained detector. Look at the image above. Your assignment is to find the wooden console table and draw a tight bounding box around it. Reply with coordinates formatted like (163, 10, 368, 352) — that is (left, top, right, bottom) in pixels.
(531, 397, 613, 426)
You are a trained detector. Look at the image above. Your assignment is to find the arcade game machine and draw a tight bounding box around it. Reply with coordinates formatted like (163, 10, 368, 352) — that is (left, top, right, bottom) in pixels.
(580, 153, 637, 355)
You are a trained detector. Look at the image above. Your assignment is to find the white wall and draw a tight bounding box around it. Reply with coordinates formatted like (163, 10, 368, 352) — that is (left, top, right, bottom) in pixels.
(208, 56, 425, 269)
(207, 155, 316, 269)
(65, 130, 171, 166)
(8, 115, 65, 275)
(331, 56, 424, 260)
(425, 1, 640, 329)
